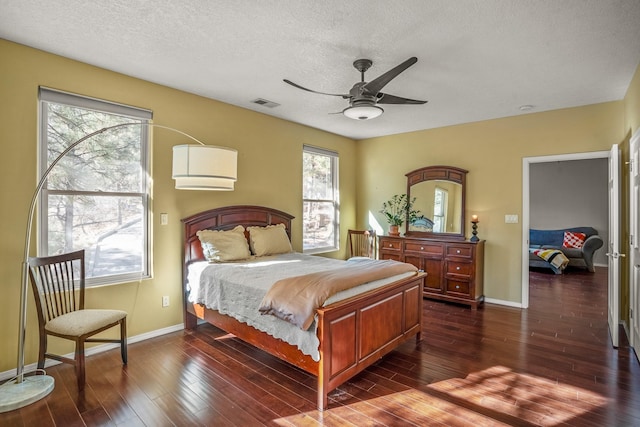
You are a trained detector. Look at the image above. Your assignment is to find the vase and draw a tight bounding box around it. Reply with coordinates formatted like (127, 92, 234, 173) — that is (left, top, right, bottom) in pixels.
(388, 225, 400, 236)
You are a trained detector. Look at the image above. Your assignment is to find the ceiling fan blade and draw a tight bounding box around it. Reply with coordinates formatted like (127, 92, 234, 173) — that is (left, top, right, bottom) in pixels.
(283, 79, 350, 98)
(363, 57, 418, 95)
(376, 93, 428, 105)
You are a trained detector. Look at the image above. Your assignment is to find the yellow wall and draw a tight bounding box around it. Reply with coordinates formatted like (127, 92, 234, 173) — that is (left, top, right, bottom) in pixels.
(625, 64, 640, 136)
(357, 102, 626, 303)
(0, 39, 356, 372)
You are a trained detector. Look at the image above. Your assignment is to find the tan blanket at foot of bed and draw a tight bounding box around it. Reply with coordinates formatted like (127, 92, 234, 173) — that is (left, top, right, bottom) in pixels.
(259, 259, 418, 330)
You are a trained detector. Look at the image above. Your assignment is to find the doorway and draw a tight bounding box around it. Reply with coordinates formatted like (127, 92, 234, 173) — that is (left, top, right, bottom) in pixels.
(521, 151, 609, 308)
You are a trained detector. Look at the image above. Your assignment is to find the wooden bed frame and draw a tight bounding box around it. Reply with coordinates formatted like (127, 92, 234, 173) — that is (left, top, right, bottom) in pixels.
(182, 205, 425, 411)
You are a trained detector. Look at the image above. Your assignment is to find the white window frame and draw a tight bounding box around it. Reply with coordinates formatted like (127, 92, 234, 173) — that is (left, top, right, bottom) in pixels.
(38, 87, 152, 287)
(302, 145, 339, 254)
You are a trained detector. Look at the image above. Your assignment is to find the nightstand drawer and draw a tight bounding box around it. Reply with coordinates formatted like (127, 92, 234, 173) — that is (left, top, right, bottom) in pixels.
(446, 245, 473, 258)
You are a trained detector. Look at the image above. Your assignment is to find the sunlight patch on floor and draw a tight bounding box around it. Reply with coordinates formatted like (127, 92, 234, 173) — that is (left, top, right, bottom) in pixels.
(213, 333, 235, 341)
(272, 365, 609, 425)
(427, 365, 609, 425)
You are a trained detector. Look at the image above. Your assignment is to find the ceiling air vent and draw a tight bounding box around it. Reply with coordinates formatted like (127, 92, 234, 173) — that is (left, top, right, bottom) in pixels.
(251, 98, 280, 108)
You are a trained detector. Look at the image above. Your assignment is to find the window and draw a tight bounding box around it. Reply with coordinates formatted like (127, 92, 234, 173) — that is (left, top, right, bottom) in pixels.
(38, 88, 152, 286)
(302, 145, 339, 253)
(433, 187, 448, 233)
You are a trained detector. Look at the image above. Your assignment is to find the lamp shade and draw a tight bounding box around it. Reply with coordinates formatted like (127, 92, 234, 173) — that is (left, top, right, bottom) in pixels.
(172, 145, 237, 190)
(343, 105, 384, 120)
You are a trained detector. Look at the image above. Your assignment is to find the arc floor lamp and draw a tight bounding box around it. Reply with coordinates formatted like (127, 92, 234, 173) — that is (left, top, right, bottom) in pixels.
(0, 122, 237, 413)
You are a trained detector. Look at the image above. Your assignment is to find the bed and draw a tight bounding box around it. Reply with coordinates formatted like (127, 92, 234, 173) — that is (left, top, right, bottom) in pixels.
(181, 205, 426, 411)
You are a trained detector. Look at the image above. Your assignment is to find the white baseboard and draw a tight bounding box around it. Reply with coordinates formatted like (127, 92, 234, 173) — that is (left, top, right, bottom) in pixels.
(0, 323, 184, 382)
(484, 297, 524, 308)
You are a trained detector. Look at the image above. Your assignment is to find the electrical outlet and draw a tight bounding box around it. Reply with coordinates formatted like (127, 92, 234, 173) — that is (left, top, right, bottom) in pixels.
(162, 295, 170, 307)
(160, 213, 168, 225)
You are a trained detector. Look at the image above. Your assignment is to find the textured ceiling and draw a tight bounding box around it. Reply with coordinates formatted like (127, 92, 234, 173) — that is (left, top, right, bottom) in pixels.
(1, 0, 640, 140)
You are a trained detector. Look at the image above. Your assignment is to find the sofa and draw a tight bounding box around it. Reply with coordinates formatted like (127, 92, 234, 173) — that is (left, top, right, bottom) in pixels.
(529, 227, 604, 274)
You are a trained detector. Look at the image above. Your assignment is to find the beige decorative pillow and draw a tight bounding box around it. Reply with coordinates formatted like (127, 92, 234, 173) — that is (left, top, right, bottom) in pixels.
(196, 225, 251, 262)
(247, 223, 293, 256)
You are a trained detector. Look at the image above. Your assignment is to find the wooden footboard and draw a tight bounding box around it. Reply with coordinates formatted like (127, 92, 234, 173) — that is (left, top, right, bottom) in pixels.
(185, 272, 424, 410)
(316, 272, 424, 410)
(182, 205, 425, 410)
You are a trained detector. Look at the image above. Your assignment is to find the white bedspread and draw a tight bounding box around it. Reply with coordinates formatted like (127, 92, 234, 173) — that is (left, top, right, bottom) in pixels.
(186, 252, 414, 361)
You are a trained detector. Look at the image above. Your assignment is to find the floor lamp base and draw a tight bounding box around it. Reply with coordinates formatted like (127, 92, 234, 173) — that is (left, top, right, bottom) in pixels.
(0, 375, 54, 413)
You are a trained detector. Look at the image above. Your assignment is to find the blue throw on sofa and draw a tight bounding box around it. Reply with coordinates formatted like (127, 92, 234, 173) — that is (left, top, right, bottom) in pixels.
(529, 227, 604, 274)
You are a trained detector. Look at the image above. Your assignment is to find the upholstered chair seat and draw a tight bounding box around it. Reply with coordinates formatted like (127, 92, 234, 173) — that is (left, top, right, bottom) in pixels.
(45, 309, 127, 336)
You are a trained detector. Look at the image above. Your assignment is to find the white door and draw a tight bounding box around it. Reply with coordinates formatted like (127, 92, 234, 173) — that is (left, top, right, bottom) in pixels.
(608, 144, 621, 348)
(630, 132, 640, 352)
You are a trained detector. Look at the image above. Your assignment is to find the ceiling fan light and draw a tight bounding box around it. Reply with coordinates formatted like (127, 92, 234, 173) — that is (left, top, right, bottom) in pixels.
(343, 105, 384, 120)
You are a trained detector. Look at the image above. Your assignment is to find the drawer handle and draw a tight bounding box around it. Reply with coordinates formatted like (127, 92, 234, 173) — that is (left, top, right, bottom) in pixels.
(456, 285, 460, 289)
(389, 244, 393, 247)
(456, 266, 461, 270)
(420, 246, 424, 250)
(456, 250, 461, 254)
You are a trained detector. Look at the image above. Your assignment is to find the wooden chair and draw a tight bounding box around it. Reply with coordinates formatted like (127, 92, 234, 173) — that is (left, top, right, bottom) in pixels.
(27, 249, 127, 390)
(347, 229, 377, 258)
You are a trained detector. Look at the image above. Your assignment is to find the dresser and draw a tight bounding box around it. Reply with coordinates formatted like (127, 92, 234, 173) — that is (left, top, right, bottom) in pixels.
(379, 235, 485, 309)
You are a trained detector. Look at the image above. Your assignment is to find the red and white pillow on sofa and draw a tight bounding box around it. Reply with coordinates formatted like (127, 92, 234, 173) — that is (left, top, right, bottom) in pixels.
(562, 231, 586, 249)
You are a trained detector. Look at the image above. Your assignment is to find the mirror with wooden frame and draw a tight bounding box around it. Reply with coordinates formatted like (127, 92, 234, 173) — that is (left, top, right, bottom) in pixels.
(405, 165, 468, 240)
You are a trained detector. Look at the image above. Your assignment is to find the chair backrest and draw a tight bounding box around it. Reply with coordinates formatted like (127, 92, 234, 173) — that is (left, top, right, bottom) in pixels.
(347, 229, 376, 258)
(28, 249, 85, 324)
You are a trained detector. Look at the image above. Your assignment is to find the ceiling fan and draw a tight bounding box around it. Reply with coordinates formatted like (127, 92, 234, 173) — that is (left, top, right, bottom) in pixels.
(284, 57, 427, 120)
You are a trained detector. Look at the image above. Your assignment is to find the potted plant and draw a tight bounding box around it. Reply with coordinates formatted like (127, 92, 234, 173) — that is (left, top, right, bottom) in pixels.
(379, 194, 420, 236)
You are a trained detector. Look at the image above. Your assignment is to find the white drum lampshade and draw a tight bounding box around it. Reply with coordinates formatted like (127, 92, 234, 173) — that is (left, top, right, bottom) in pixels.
(172, 145, 237, 190)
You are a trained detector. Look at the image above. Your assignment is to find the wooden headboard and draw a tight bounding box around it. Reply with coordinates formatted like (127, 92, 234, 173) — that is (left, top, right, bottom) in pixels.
(181, 205, 295, 265)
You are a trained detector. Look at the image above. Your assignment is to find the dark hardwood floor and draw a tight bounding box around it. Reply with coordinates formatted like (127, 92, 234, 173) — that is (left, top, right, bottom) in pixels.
(3, 266, 640, 426)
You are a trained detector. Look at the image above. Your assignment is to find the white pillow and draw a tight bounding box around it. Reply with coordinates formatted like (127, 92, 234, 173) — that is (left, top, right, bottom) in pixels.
(196, 225, 251, 262)
(247, 223, 293, 256)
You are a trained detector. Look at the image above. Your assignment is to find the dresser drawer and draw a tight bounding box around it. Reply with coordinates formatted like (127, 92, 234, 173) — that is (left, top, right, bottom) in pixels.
(405, 242, 443, 256)
(380, 252, 402, 262)
(446, 261, 472, 276)
(379, 238, 401, 251)
(446, 278, 470, 296)
(446, 245, 473, 259)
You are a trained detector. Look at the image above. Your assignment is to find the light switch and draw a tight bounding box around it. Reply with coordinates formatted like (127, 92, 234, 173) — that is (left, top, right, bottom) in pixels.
(505, 214, 519, 224)
(160, 213, 168, 225)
